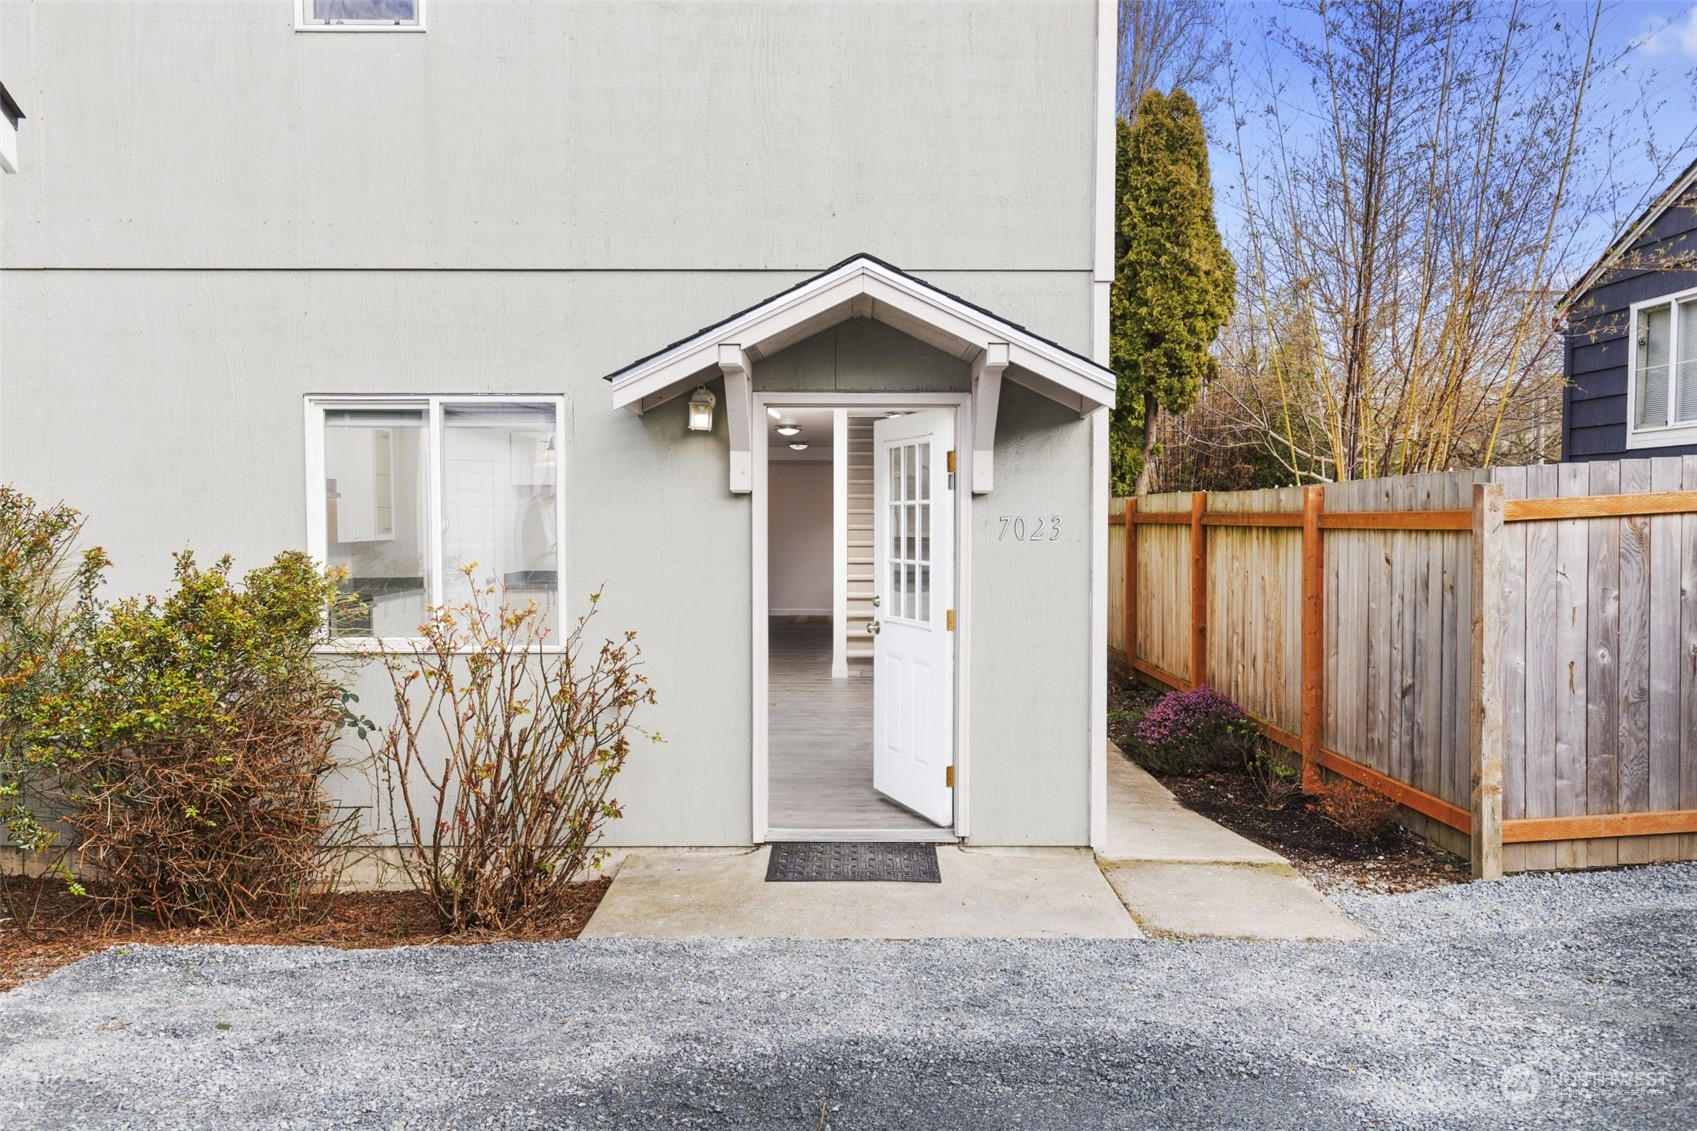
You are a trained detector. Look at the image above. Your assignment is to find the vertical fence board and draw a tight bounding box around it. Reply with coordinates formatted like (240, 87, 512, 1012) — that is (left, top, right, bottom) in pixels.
(1440, 475, 1463, 808)
(1640, 459, 1685, 862)
(1516, 463, 1560, 872)
(1495, 466, 1529, 831)
(1107, 514, 1126, 657)
(1586, 461, 1622, 870)
(1683, 456, 1697, 863)
(1550, 463, 1591, 870)
(1617, 460, 1654, 864)
(1472, 483, 1505, 879)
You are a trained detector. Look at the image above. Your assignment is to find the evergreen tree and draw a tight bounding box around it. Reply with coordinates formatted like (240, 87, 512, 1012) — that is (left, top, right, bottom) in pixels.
(1110, 89, 1235, 495)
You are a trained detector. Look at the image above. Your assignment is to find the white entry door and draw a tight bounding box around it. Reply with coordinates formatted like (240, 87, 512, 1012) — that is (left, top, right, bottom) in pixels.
(871, 409, 955, 826)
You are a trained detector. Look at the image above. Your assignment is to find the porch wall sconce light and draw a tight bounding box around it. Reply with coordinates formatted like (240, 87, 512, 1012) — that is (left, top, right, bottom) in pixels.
(687, 385, 716, 432)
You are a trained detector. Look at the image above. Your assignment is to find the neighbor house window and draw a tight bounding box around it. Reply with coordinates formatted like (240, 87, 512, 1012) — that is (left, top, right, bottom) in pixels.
(307, 397, 563, 642)
(1629, 288, 1697, 447)
(297, 0, 424, 30)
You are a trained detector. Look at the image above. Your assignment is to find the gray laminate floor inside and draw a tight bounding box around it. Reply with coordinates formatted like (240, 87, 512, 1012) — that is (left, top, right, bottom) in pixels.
(767, 620, 940, 832)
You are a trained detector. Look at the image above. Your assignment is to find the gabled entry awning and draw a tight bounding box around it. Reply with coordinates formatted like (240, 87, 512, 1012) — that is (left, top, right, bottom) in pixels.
(603, 254, 1116, 494)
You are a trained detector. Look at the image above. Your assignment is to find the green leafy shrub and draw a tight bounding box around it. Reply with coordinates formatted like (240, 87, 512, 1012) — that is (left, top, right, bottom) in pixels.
(44, 551, 362, 926)
(1129, 685, 1258, 776)
(375, 579, 657, 932)
(1245, 743, 1301, 810)
(0, 488, 108, 863)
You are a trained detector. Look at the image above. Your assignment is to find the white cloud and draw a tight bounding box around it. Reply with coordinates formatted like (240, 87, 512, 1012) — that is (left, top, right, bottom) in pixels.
(1636, 5, 1697, 58)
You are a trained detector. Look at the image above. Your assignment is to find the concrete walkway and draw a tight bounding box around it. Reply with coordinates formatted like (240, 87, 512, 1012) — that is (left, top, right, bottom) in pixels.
(1097, 746, 1371, 941)
(581, 747, 1369, 942)
(582, 846, 1142, 940)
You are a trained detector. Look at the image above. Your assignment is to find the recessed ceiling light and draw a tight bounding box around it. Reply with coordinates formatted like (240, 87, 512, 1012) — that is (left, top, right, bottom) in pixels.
(789, 442, 809, 451)
(776, 425, 801, 436)
(767, 407, 782, 419)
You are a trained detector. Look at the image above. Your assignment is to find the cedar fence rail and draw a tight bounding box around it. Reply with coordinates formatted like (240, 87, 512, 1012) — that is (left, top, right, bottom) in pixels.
(1108, 459, 1697, 879)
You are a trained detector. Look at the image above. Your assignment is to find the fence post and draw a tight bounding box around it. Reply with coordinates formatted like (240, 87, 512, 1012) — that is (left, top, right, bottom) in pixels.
(1300, 485, 1326, 792)
(1124, 497, 1138, 669)
(1190, 491, 1208, 688)
(1470, 482, 1505, 880)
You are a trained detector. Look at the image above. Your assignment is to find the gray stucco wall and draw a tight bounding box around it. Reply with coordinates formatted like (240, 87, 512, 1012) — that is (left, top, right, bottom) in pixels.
(0, 1, 1103, 847)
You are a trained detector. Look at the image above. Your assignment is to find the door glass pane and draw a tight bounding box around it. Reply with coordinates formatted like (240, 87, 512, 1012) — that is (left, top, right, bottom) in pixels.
(903, 444, 917, 501)
(919, 443, 930, 501)
(918, 503, 930, 564)
(903, 564, 917, 620)
(1679, 300, 1697, 423)
(889, 447, 901, 503)
(1639, 303, 1672, 427)
(904, 504, 917, 561)
(441, 403, 560, 638)
(917, 561, 930, 622)
(889, 503, 901, 561)
(324, 408, 428, 637)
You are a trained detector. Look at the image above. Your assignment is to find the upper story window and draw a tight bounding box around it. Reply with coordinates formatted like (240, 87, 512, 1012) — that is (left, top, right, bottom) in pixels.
(297, 0, 424, 31)
(1628, 287, 1697, 448)
(306, 397, 563, 643)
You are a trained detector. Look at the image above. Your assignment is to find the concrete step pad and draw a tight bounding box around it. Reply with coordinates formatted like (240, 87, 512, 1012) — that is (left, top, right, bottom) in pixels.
(1099, 860, 1373, 942)
(582, 846, 1143, 940)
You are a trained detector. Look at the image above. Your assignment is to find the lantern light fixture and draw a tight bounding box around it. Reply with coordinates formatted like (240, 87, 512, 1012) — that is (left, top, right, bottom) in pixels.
(687, 385, 716, 432)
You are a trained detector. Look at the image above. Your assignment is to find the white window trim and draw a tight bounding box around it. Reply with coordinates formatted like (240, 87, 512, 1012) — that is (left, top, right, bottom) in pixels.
(295, 0, 426, 32)
(1625, 285, 1697, 450)
(304, 394, 567, 653)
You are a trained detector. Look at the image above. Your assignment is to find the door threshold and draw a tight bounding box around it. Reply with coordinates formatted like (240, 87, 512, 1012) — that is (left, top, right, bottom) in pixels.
(765, 827, 959, 843)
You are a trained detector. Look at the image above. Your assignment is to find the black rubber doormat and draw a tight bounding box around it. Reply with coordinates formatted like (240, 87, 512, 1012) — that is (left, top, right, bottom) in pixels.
(765, 842, 942, 883)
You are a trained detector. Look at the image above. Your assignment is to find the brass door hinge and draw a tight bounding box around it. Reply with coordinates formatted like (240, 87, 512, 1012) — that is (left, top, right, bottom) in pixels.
(945, 609, 956, 631)
(946, 765, 955, 788)
(946, 449, 957, 473)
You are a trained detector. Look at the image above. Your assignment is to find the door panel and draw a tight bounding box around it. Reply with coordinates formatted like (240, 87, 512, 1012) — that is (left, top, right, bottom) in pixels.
(871, 409, 955, 826)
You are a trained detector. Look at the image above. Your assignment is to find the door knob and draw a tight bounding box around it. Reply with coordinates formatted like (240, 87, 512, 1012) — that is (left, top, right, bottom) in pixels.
(864, 620, 881, 636)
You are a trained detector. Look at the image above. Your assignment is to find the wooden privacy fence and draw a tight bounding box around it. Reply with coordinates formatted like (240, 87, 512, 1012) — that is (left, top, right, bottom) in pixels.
(1108, 457, 1697, 878)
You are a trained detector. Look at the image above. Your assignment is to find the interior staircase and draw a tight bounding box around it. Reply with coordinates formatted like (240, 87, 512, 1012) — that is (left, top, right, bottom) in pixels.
(843, 416, 876, 665)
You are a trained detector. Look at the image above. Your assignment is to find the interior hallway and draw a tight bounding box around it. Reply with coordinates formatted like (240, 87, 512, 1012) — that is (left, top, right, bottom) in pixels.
(767, 620, 939, 832)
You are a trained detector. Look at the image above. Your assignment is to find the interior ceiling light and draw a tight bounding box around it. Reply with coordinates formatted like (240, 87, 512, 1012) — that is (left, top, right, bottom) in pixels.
(776, 425, 801, 436)
(789, 442, 810, 451)
(767, 407, 783, 419)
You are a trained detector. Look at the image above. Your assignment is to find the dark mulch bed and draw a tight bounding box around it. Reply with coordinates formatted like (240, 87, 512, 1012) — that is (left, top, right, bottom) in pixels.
(0, 876, 609, 992)
(1109, 666, 1467, 896)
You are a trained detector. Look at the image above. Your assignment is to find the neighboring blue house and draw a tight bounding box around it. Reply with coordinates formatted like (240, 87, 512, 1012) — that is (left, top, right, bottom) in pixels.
(1563, 158, 1697, 460)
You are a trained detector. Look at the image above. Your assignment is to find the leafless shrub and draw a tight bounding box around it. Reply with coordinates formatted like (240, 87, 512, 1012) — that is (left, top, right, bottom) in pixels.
(375, 580, 656, 933)
(1315, 779, 1398, 841)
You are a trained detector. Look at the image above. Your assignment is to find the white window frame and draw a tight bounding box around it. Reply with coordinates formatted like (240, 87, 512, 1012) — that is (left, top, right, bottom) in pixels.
(304, 394, 567, 652)
(1625, 285, 1697, 450)
(296, 0, 426, 32)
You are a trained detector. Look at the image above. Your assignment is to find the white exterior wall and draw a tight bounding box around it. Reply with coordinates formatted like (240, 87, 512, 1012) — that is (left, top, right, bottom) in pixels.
(0, 0, 1104, 846)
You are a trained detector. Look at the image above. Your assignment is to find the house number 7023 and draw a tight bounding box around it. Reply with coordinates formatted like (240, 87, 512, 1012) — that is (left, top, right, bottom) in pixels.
(998, 515, 1062, 542)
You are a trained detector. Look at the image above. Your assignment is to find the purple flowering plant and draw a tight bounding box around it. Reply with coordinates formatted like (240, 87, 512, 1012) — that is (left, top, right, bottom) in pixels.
(1130, 684, 1258, 775)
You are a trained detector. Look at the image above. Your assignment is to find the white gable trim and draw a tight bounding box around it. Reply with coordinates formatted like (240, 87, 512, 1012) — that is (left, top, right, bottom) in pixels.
(606, 257, 1117, 420)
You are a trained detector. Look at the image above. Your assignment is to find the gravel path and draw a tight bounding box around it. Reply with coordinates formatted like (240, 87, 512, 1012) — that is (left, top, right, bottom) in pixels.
(2, 863, 1693, 1130)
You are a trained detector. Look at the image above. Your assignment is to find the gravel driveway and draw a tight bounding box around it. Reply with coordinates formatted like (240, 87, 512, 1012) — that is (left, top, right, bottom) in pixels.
(2, 863, 1693, 1130)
